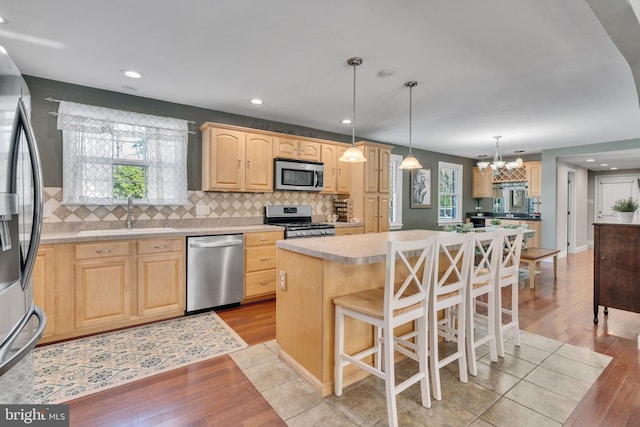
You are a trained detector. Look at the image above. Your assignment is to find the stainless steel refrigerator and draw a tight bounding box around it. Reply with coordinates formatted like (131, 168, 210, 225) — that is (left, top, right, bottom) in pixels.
(0, 49, 47, 403)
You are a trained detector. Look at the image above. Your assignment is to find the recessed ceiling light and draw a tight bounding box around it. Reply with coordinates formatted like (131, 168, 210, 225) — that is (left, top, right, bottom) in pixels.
(610, 167, 618, 170)
(377, 70, 395, 78)
(586, 159, 594, 162)
(341, 119, 351, 124)
(477, 154, 488, 158)
(0, 16, 9, 25)
(121, 69, 142, 79)
(250, 98, 263, 105)
(513, 150, 525, 154)
(600, 163, 608, 167)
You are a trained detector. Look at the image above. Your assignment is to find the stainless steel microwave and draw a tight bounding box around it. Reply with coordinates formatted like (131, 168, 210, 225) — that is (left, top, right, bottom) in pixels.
(274, 159, 324, 191)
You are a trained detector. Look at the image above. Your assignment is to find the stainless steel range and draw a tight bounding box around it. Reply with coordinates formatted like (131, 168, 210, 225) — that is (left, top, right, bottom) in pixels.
(265, 205, 335, 239)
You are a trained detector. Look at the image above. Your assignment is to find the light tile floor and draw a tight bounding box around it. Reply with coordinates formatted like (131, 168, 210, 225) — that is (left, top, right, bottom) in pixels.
(230, 331, 612, 426)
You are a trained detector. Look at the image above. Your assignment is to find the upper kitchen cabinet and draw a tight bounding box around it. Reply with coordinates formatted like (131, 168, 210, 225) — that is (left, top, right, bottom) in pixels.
(526, 161, 542, 198)
(201, 124, 273, 192)
(321, 143, 350, 194)
(472, 167, 493, 198)
(274, 138, 321, 162)
(359, 142, 391, 193)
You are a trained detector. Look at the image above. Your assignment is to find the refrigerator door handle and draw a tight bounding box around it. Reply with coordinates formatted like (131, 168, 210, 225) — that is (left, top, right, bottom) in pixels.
(13, 98, 43, 291)
(0, 305, 46, 376)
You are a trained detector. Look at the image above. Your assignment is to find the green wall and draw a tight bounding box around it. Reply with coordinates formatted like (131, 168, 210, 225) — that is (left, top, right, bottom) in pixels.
(25, 75, 476, 231)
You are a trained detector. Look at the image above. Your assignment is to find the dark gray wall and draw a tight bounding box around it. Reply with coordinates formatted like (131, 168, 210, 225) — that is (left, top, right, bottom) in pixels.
(25, 75, 477, 230)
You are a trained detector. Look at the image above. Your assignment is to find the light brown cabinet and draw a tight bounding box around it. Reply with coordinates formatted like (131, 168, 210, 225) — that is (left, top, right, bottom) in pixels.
(274, 138, 321, 161)
(334, 226, 364, 236)
(350, 142, 392, 233)
(73, 241, 132, 330)
(137, 237, 185, 317)
(201, 125, 273, 192)
(33, 246, 55, 338)
(526, 161, 542, 198)
(493, 219, 541, 248)
(37, 237, 186, 343)
(472, 167, 493, 198)
(321, 143, 350, 194)
(244, 230, 284, 301)
(363, 194, 391, 234)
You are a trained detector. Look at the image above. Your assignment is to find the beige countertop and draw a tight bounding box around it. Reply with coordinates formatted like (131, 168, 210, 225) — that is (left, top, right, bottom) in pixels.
(276, 229, 448, 265)
(40, 221, 364, 244)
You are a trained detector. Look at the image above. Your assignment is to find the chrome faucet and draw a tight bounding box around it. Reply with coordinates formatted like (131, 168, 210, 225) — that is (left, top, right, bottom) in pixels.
(126, 195, 134, 229)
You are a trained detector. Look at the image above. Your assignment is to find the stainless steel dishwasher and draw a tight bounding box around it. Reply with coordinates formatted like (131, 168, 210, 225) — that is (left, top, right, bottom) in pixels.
(186, 234, 244, 314)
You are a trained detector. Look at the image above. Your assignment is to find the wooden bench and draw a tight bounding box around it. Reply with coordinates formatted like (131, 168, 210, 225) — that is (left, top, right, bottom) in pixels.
(520, 247, 561, 289)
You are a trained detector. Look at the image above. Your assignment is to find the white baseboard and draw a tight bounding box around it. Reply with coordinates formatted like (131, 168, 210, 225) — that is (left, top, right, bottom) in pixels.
(573, 244, 588, 253)
(587, 240, 594, 248)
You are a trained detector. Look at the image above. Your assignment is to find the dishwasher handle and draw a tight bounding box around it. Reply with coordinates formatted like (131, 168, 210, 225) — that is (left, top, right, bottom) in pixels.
(189, 239, 244, 249)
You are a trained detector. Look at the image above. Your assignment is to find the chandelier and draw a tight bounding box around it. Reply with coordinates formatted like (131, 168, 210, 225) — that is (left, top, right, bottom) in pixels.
(477, 136, 522, 176)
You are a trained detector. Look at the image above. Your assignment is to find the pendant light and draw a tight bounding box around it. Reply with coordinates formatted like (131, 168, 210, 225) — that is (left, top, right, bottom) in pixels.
(339, 57, 367, 163)
(399, 81, 422, 169)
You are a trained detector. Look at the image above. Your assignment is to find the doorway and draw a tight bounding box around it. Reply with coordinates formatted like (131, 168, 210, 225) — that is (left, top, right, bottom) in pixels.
(567, 170, 576, 253)
(595, 174, 640, 223)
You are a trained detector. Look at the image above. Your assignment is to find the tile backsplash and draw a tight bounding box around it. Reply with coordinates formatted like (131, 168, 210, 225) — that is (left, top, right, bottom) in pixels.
(43, 187, 336, 232)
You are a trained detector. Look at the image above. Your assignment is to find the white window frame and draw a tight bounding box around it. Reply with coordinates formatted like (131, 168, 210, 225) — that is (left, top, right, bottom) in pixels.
(389, 154, 403, 230)
(57, 101, 188, 206)
(438, 161, 463, 225)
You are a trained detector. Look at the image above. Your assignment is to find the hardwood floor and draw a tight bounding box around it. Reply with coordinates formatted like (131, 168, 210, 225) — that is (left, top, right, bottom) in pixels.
(66, 249, 640, 426)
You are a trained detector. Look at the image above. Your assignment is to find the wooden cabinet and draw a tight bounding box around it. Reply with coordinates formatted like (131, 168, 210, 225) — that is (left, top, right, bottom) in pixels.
(321, 143, 350, 194)
(244, 230, 284, 301)
(351, 142, 392, 233)
(363, 194, 390, 234)
(74, 241, 132, 330)
(201, 125, 273, 192)
(493, 219, 541, 248)
(527, 161, 542, 198)
(334, 226, 365, 236)
(472, 167, 493, 198)
(362, 144, 391, 193)
(594, 223, 640, 323)
(33, 246, 55, 338)
(38, 236, 186, 343)
(137, 237, 185, 317)
(274, 138, 321, 161)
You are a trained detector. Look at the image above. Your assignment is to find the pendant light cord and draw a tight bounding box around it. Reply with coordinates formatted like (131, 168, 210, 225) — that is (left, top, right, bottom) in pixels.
(409, 84, 413, 155)
(352, 62, 356, 147)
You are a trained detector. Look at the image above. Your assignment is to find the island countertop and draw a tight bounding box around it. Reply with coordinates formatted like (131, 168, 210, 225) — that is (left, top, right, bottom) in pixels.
(276, 229, 449, 265)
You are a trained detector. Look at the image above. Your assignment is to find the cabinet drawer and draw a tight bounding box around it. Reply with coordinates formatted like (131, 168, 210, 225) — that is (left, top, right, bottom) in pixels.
(335, 226, 364, 236)
(245, 231, 283, 247)
(75, 241, 130, 260)
(245, 270, 277, 297)
(245, 246, 277, 272)
(138, 237, 183, 255)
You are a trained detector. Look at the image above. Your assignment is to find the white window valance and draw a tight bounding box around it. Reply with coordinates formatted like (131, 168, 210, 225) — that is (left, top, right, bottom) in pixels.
(58, 101, 188, 205)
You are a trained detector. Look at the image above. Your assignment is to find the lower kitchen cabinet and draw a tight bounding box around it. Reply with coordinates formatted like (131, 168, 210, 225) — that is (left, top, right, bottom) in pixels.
(363, 194, 390, 233)
(494, 219, 541, 248)
(137, 238, 185, 317)
(73, 240, 133, 330)
(36, 237, 186, 343)
(334, 226, 364, 236)
(244, 230, 283, 302)
(33, 246, 55, 338)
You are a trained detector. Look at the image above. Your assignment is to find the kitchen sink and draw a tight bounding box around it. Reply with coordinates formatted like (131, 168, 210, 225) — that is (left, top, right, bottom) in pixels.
(77, 227, 177, 236)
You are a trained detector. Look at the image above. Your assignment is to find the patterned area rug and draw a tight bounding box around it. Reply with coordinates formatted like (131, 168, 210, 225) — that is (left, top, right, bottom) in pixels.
(33, 311, 247, 404)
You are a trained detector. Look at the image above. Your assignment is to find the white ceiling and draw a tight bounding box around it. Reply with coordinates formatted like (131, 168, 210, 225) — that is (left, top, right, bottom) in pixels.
(2, 0, 640, 170)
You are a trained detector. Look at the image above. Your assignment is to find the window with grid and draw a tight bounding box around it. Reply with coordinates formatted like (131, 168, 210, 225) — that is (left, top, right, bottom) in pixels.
(438, 161, 463, 224)
(57, 101, 188, 205)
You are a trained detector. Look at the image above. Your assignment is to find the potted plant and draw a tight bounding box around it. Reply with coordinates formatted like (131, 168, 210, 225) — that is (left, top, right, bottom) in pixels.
(612, 197, 639, 223)
(490, 218, 501, 229)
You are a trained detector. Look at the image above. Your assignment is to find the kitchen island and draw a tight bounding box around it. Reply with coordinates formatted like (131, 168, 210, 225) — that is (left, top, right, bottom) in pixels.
(275, 230, 448, 396)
